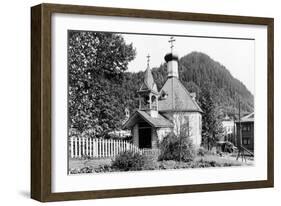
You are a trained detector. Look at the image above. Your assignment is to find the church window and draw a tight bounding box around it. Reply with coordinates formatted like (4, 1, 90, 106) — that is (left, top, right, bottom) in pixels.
(151, 95, 157, 110)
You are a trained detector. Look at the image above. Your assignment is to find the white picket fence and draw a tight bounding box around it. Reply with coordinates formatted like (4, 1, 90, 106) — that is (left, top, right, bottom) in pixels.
(69, 137, 142, 159)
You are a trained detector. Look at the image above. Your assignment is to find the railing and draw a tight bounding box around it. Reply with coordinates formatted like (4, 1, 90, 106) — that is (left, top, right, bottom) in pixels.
(69, 137, 141, 159)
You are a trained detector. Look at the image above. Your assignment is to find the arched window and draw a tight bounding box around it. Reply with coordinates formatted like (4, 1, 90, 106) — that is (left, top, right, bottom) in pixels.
(151, 95, 157, 110)
(140, 94, 150, 110)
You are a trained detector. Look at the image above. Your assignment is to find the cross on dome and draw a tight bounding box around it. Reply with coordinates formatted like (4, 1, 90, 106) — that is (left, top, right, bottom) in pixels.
(168, 36, 176, 53)
(146, 54, 151, 67)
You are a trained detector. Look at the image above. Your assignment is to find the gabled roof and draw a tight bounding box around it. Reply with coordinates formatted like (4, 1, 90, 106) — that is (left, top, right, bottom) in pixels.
(139, 67, 158, 94)
(240, 112, 254, 122)
(122, 110, 173, 129)
(158, 77, 203, 112)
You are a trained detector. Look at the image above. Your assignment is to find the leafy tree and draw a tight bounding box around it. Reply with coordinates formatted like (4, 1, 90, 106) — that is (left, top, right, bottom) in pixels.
(68, 31, 136, 136)
(159, 116, 195, 163)
(158, 132, 195, 163)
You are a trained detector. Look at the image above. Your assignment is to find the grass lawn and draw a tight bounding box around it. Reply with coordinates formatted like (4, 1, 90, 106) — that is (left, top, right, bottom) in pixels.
(68, 153, 254, 174)
(69, 158, 112, 170)
(195, 154, 254, 167)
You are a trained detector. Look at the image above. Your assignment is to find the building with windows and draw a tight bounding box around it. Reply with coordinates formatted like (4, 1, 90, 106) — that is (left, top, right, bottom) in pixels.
(123, 41, 203, 149)
(235, 112, 254, 151)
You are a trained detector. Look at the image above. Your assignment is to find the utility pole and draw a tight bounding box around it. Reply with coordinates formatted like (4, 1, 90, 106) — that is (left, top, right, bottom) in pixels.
(239, 101, 242, 147)
(236, 100, 245, 162)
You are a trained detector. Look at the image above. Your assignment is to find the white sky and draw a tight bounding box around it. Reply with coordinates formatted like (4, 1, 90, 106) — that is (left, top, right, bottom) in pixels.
(122, 34, 255, 94)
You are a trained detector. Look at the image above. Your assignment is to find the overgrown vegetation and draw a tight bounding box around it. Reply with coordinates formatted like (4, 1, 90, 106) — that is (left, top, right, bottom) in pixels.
(69, 153, 245, 174)
(111, 151, 146, 171)
(158, 132, 196, 162)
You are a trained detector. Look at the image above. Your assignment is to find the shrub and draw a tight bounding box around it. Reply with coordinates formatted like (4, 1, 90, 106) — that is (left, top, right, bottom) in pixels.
(94, 164, 115, 173)
(159, 160, 178, 170)
(197, 147, 207, 156)
(158, 132, 196, 162)
(142, 152, 160, 170)
(111, 151, 145, 171)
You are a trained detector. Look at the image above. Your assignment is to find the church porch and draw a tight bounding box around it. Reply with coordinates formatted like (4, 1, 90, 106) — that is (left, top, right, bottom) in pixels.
(123, 110, 173, 150)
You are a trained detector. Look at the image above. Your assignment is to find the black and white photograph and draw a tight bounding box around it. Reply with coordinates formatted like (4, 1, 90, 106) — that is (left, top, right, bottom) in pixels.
(67, 30, 255, 174)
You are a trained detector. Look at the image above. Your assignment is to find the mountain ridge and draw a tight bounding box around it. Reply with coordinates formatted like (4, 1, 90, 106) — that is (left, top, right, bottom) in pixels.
(150, 51, 254, 118)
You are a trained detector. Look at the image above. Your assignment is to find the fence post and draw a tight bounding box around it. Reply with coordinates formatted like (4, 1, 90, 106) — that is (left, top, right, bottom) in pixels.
(113, 140, 116, 156)
(78, 138, 82, 158)
(119, 140, 123, 153)
(109, 139, 112, 157)
(70, 137, 74, 158)
(74, 137, 78, 158)
(105, 139, 108, 157)
(86, 137, 89, 156)
(81, 137, 85, 156)
(95, 138, 97, 157)
(101, 139, 104, 158)
(89, 138, 92, 158)
(92, 139, 97, 157)
(97, 139, 100, 158)
(97, 138, 99, 158)
(93, 138, 95, 157)
(117, 139, 121, 155)
(115, 139, 118, 155)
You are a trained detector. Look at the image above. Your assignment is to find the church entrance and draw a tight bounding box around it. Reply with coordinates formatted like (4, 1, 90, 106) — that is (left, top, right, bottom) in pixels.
(139, 127, 152, 149)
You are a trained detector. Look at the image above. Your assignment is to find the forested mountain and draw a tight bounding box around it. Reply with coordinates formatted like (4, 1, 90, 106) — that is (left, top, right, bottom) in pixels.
(124, 52, 254, 119)
(179, 52, 254, 117)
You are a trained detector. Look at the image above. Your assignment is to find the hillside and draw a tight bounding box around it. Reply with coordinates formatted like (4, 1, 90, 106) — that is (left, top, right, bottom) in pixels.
(124, 52, 254, 119)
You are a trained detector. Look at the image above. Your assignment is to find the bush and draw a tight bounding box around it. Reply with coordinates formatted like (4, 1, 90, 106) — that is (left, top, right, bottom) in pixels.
(158, 132, 196, 162)
(94, 164, 115, 173)
(158, 160, 178, 170)
(197, 147, 207, 156)
(111, 151, 145, 171)
(142, 152, 160, 170)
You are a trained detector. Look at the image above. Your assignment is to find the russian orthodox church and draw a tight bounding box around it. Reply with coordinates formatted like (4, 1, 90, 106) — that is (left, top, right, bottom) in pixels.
(123, 37, 202, 149)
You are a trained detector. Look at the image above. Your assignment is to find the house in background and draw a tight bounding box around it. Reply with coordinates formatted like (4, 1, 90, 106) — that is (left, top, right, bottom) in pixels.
(123, 40, 202, 149)
(235, 112, 254, 151)
(221, 114, 235, 143)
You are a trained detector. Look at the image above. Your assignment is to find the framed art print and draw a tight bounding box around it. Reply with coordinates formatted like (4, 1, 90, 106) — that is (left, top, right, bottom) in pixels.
(31, 3, 274, 202)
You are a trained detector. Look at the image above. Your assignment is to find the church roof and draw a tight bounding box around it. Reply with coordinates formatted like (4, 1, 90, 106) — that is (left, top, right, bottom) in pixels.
(122, 110, 173, 129)
(139, 67, 158, 94)
(158, 77, 203, 112)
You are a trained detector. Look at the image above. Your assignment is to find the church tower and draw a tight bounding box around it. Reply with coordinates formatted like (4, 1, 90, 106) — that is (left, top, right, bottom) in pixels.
(165, 37, 179, 78)
(138, 54, 159, 118)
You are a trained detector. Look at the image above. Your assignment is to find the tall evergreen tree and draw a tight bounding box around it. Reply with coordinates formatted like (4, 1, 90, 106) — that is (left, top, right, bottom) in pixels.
(198, 84, 224, 150)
